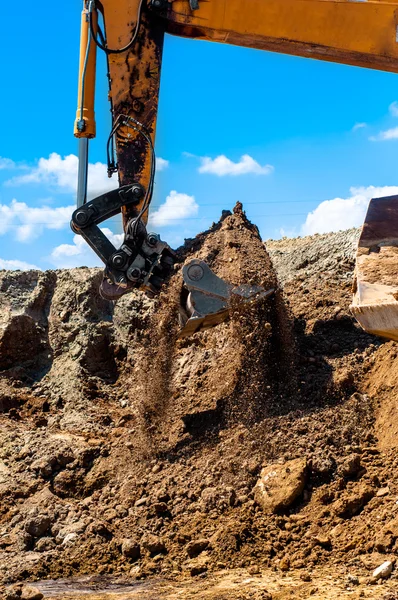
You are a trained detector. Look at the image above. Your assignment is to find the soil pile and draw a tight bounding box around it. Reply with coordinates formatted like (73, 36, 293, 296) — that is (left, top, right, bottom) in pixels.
(1, 210, 398, 598)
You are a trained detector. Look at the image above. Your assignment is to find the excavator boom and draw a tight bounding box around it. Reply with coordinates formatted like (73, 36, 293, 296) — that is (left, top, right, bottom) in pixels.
(73, 0, 398, 340)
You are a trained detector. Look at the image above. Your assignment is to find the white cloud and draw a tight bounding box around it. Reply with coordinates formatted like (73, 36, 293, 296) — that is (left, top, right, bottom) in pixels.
(0, 157, 17, 170)
(50, 235, 99, 268)
(301, 185, 398, 236)
(369, 127, 398, 142)
(102, 228, 124, 248)
(389, 101, 398, 117)
(0, 258, 40, 270)
(352, 122, 366, 131)
(279, 226, 299, 239)
(49, 227, 123, 269)
(6, 152, 117, 199)
(0, 199, 74, 243)
(149, 190, 199, 227)
(156, 157, 169, 172)
(198, 154, 274, 176)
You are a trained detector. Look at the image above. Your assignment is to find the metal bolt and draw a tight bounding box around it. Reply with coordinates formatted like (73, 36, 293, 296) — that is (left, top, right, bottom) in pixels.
(187, 264, 204, 281)
(147, 234, 159, 247)
(130, 268, 141, 280)
(74, 210, 89, 226)
(112, 253, 126, 269)
(132, 184, 144, 199)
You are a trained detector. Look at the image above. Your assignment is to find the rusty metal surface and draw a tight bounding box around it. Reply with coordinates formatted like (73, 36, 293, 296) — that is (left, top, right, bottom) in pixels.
(358, 195, 398, 248)
(352, 195, 398, 341)
(101, 0, 165, 227)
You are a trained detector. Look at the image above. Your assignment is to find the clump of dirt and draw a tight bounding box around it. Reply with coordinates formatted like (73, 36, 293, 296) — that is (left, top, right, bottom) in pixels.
(1, 210, 398, 598)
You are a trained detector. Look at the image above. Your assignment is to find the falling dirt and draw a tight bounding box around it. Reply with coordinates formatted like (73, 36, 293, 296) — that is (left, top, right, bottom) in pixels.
(1, 209, 398, 599)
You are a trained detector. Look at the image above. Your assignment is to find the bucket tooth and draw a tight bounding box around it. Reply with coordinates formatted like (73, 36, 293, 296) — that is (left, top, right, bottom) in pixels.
(351, 195, 398, 341)
(179, 259, 274, 338)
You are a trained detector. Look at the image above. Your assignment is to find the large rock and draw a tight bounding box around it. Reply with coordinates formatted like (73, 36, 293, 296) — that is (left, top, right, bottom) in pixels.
(186, 538, 210, 558)
(122, 538, 141, 559)
(253, 458, 307, 513)
(24, 514, 52, 538)
(333, 484, 374, 518)
(141, 533, 166, 555)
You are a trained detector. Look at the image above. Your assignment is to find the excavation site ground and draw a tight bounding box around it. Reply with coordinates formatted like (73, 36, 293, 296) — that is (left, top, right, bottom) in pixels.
(1, 208, 398, 599)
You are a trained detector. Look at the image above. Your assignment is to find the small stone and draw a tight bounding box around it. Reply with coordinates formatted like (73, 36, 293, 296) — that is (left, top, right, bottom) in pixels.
(376, 487, 390, 497)
(188, 556, 209, 577)
(141, 533, 166, 555)
(62, 533, 78, 545)
(103, 507, 118, 521)
(186, 538, 210, 558)
(25, 514, 52, 538)
(314, 534, 331, 548)
(16, 531, 33, 551)
(200, 487, 219, 510)
(248, 458, 261, 475)
(237, 495, 248, 505)
(253, 458, 307, 514)
(152, 464, 162, 474)
(4, 584, 22, 600)
(255, 592, 272, 600)
(333, 485, 374, 518)
(347, 574, 359, 586)
(6, 586, 44, 600)
(154, 502, 168, 514)
(279, 556, 290, 572)
(375, 531, 394, 553)
(135, 496, 148, 507)
(338, 454, 361, 478)
(21, 586, 44, 600)
(372, 561, 393, 582)
(122, 538, 141, 559)
(190, 564, 207, 576)
(248, 565, 261, 575)
(52, 470, 75, 497)
(300, 572, 312, 582)
(311, 455, 335, 476)
(35, 536, 56, 552)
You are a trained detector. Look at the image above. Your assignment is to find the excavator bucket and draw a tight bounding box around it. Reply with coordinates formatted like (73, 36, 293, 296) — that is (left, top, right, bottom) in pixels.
(351, 195, 398, 341)
(179, 259, 275, 338)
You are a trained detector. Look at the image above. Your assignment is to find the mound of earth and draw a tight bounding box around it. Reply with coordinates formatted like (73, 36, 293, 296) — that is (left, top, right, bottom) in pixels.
(0, 208, 398, 599)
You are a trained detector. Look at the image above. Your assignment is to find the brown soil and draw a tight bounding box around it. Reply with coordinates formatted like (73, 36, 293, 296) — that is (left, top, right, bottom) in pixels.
(1, 210, 398, 599)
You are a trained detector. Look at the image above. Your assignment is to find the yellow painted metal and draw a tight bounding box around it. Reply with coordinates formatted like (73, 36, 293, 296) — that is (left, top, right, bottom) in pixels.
(74, 1, 98, 138)
(167, 0, 398, 72)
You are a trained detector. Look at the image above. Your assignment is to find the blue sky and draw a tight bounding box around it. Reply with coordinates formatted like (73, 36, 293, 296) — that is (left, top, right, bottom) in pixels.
(2, 1, 398, 270)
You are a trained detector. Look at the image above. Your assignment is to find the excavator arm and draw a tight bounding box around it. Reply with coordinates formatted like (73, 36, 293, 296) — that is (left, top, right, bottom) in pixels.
(72, 0, 398, 338)
(72, 0, 173, 300)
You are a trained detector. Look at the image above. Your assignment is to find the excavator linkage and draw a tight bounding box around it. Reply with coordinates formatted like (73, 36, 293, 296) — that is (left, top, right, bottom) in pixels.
(351, 195, 398, 341)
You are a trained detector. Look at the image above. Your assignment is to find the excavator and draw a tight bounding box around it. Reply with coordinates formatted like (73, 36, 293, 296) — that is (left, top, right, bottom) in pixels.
(72, 0, 398, 340)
